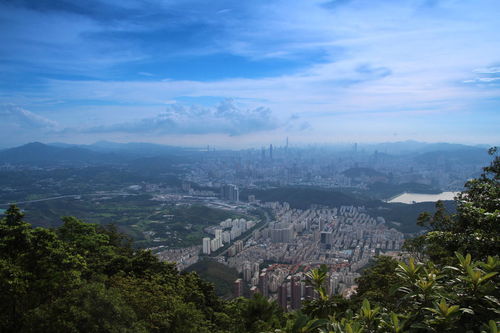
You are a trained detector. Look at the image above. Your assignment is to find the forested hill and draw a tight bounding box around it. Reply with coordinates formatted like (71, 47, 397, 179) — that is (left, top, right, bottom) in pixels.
(0, 207, 247, 332)
(0, 142, 122, 166)
(242, 186, 376, 209)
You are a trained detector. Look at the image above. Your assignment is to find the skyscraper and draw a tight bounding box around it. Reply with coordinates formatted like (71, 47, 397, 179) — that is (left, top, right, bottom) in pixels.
(259, 272, 269, 298)
(220, 184, 239, 202)
(243, 262, 253, 282)
(202, 237, 211, 255)
(233, 278, 244, 298)
(278, 283, 288, 310)
(235, 240, 244, 253)
(214, 229, 223, 248)
(270, 222, 294, 243)
(291, 275, 302, 310)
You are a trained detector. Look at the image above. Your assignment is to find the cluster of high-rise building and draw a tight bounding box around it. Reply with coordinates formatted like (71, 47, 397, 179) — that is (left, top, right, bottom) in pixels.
(270, 221, 294, 243)
(183, 143, 481, 192)
(202, 218, 256, 254)
(202, 229, 225, 254)
(234, 262, 361, 310)
(220, 184, 239, 202)
(224, 202, 404, 308)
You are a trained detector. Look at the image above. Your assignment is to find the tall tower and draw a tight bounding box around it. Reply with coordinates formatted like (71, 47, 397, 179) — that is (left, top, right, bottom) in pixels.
(221, 184, 239, 202)
(259, 272, 269, 298)
(278, 283, 288, 310)
(234, 279, 244, 298)
(202, 237, 211, 255)
(291, 275, 302, 310)
(269, 144, 273, 160)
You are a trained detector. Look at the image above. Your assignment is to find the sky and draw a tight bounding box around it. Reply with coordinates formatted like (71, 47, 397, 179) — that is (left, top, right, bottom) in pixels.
(0, 0, 499, 148)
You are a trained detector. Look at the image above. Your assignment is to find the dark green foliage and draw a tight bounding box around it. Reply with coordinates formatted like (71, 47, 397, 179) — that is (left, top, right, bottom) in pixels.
(351, 256, 401, 309)
(0, 206, 84, 332)
(368, 200, 456, 234)
(302, 296, 350, 320)
(305, 264, 329, 300)
(410, 148, 500, 263)
(276, 254, 499, 333)
(24, 283, 145, 333)
(232, 294, 285, 332)
(0, 206, 248, 332)
(185, 258, 239, 297)
(242, 187, 373, 209)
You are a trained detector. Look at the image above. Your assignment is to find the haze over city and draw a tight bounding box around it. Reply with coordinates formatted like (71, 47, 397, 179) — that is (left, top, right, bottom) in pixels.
(1, 0, 499, 148)
(2, 2, 500, 331)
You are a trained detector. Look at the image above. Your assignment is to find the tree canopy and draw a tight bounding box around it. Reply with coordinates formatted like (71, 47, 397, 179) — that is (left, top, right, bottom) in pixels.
(0, 207, 260, 332)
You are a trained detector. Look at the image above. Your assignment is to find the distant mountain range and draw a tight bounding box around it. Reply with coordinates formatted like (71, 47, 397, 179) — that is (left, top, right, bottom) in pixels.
(0, 142, 124, 166)
(0, 141, 201, 167)
(357, 140, 491, 154)
(49, 141, 193, 156)
(0, 141, 493, 167)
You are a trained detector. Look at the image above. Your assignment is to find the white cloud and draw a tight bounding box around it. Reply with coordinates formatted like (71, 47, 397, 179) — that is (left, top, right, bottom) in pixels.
(1, 0, 500, 145)
(0, 104, 58, 129)
(84, 99, 282, 136)
(474, 66, 500, 74)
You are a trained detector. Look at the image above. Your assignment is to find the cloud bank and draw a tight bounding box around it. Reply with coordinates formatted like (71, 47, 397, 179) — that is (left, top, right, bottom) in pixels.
(86, 99, 279, 136)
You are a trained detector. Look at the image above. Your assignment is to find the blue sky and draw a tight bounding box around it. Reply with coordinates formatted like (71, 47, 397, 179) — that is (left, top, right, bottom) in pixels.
(0, 0, 499, 148)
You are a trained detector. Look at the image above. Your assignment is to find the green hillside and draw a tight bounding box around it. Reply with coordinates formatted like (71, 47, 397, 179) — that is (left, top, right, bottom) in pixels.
(242, 186, 374, 209)
(185, 258, 240, 298)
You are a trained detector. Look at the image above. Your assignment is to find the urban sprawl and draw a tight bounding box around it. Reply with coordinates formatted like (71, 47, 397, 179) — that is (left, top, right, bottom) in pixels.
(158, 191, 404, 311)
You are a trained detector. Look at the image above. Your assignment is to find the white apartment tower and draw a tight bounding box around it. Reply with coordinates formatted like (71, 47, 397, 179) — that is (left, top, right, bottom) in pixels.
(202, 237, 211, 255)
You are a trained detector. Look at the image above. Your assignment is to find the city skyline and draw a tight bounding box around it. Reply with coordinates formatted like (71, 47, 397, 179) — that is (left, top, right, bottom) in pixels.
(1, 0, 500, 147)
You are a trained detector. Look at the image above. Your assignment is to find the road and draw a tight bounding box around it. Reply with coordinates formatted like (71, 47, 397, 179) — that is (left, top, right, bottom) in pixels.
(0, 192, 135, 206)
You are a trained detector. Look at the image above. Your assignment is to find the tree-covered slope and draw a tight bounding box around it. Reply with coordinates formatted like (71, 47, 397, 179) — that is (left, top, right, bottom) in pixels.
(242, 186, 374, 209)
(0, 207, 247, 332)
(185, 258, 240, 298)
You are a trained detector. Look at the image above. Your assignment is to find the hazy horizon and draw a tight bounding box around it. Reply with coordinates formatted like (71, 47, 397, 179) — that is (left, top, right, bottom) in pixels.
(1, 139, 495, 152)
(1, 0, 499, 148)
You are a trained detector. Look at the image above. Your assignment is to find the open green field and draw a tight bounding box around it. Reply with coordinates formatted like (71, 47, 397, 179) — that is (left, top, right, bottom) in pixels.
(17, 194, 247, 248)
